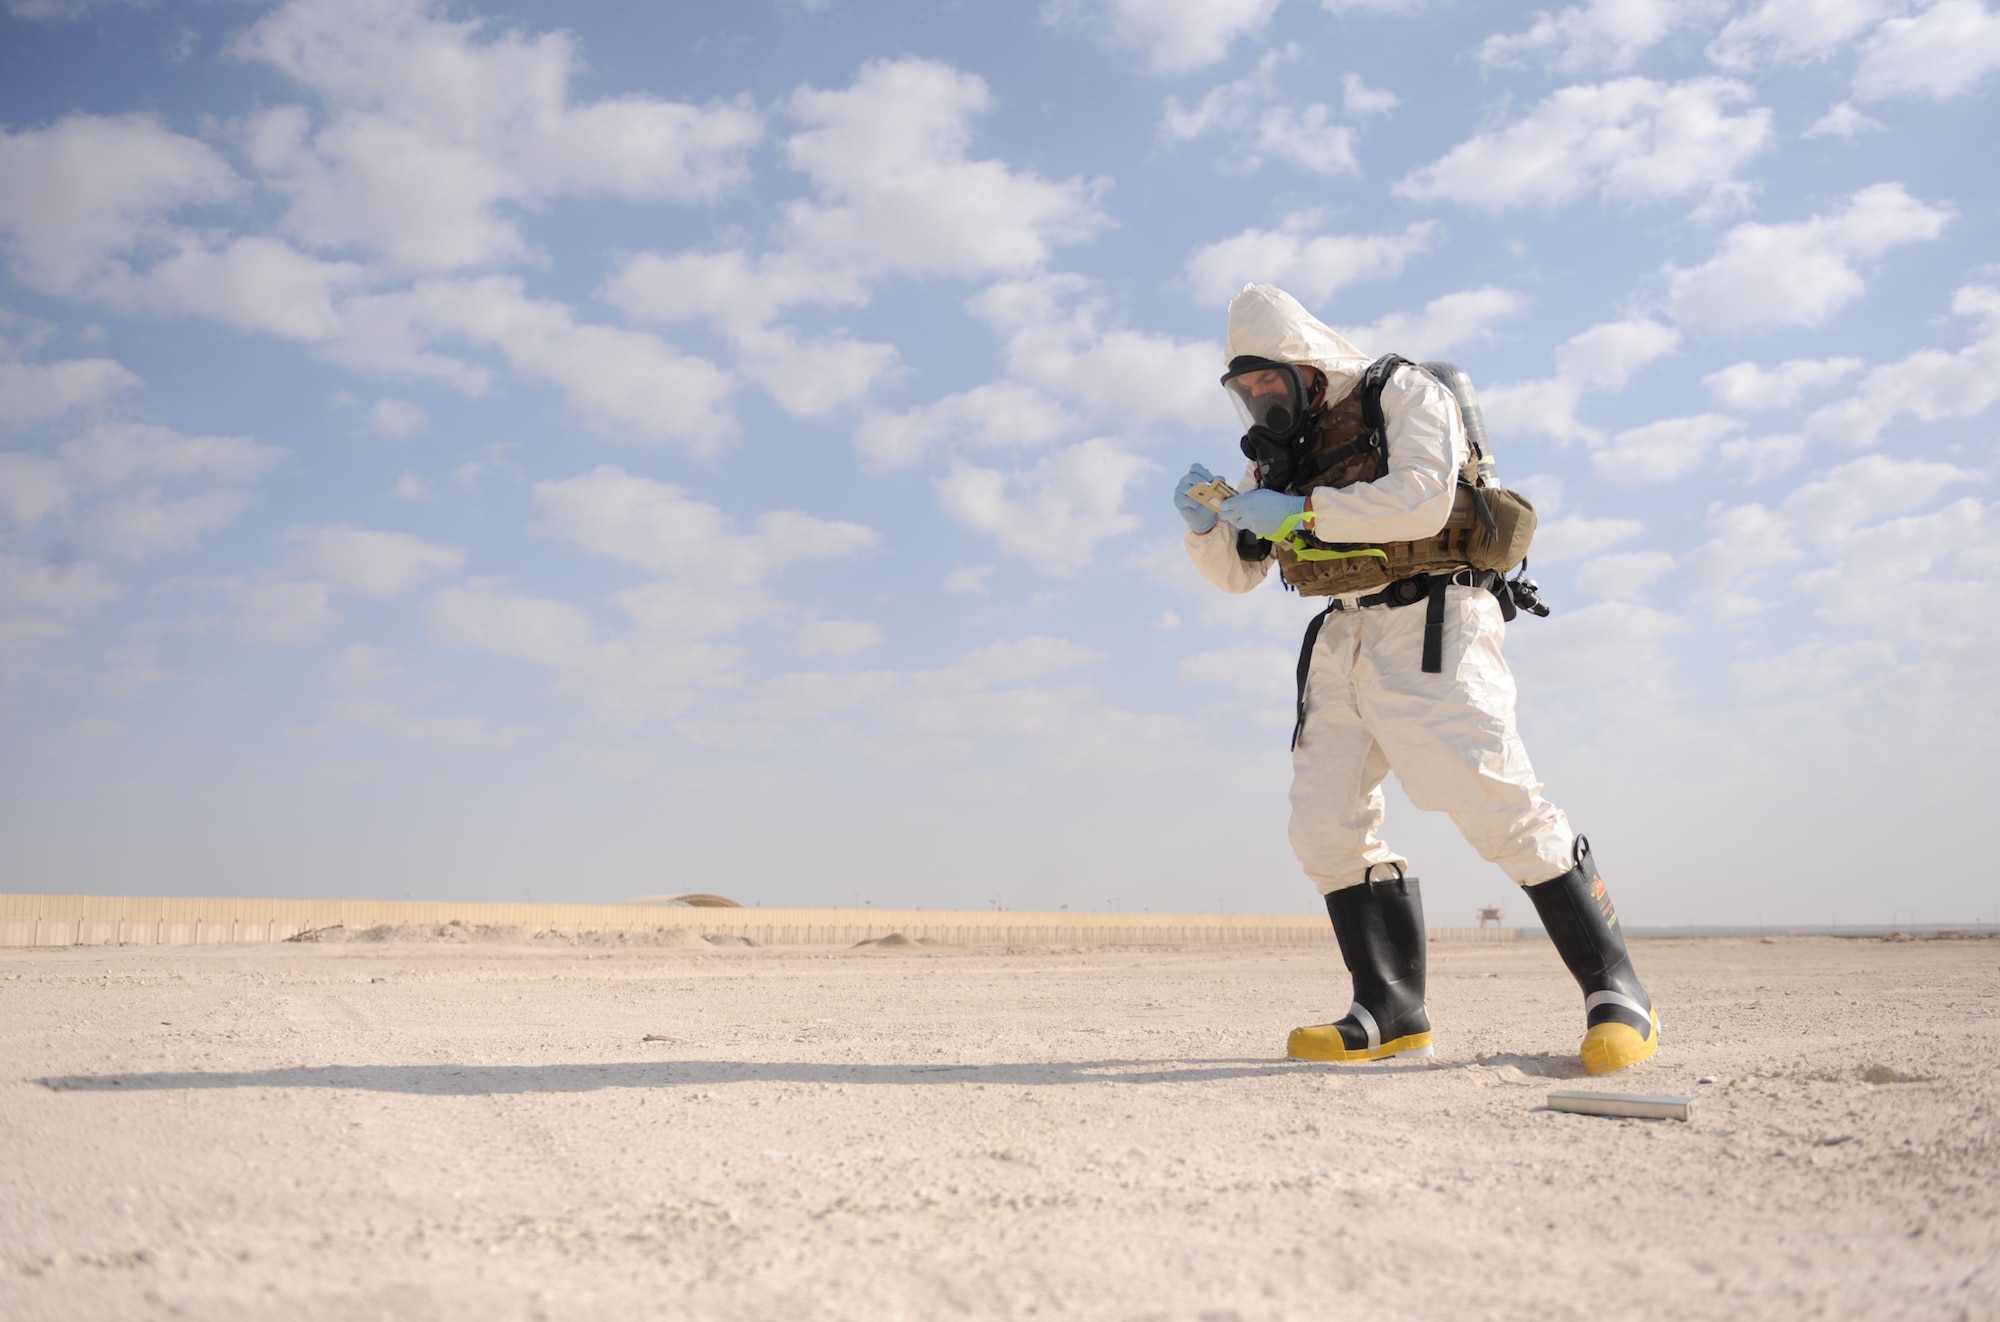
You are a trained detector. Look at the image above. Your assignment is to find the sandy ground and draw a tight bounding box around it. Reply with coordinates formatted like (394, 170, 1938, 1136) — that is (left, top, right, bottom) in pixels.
(1, 934, 1994, 1321)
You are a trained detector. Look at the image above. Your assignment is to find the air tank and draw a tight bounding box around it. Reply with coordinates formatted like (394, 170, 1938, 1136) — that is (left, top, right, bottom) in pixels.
(1421, 360, 1496, 486)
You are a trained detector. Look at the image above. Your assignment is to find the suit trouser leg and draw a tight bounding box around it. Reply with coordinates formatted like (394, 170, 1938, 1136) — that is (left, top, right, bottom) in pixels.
(1287, 609, 1408, 894)
(1353, 586, 1575, 886)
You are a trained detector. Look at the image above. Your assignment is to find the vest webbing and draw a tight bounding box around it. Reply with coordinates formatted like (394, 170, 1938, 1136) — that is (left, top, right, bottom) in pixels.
(1270, 356, 1486, 597)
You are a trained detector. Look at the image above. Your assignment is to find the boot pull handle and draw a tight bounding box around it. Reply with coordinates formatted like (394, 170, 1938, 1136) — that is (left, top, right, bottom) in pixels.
(1364, 860, 1408, 896)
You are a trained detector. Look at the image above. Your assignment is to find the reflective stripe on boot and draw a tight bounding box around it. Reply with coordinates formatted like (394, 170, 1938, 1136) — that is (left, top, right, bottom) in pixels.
(1526, 837, 1659, 1075)
(1287, 1008, 1435, 1062)
(1288, 866, 1433, 1062)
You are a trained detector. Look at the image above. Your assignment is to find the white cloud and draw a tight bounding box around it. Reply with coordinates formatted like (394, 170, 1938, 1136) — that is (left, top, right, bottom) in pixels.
(1054, 0, 1283, 75)
(1341, 73, 1400, 117)
(0, 550, 118, 617)
(230, 0, 762, 273)
(1854, 0, 2000, 100)
(1708, 0, 1905, 69)
(1530, 515, 1645, 563)
(971, 275, 1223, 429)
(0, 114, 364, 340)
(0, 422, 278, 569)
(97, 234, 364, 341)
(1682, 453, 1979, 615)
(1731, 638, 1900, 700)
(936, 438, 1152, 575)
(504, 466, 883, 708)
(329, 642, 399, 689)
(856, 381, 1079, 469)
(392, 471, 432, 501)
(58, 421, 280, 489)
(1575, 548, 1677, 600)
(1394, 77, 1773, 212)
(1779, 453, 1974, 541)
(0, 113, 241, 293)
(1159, 47, 1298, 146)
(0, 550, 119, 678)
(727, 324, 901, 418)
(0, 453, 70, 523)
(1679, 500, 1800, 606)
(428, 579, 596, 667)
(231, 572, 337, 645)
(783, 59, 1107, 279)
(1253, 105, 1358, 175)
(794, 618, 883, 657)
(1805, 101, 1884, 137)
(609, 58, 1100, 419)
(329, 277, 736, 447)
(286, 524, 466, 597)
(602, 251, 892, 417)
(1478, 0, 1725, 72)
(427, 577, 746, 726)
(89, 489, 256, 561)
(1480, 318, 1680, 444)
(1332, 286, 1527, 361)
(945, 565, 994, 595)
(533, 466, 878, 586)
(1703, 356, 1862, 409)
(0, 355, 139, 430)
(604, 249, 868, 341)
(335, 695, 529, 748)
(1590, 413, 1742, 484)
(369, 398, 427, 436)
(1178, 640, 1295, 706)
(3, 0, 145, 17)
(1715, 432, 1809, 482)
(1806, 285, 2000, 444)
(739, 634, 1187, 774)
(1184, 216, 1436, 305)
(1664, 183, 1951, 335)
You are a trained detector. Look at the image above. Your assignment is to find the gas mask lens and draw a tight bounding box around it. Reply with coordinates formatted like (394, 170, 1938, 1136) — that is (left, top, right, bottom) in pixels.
(1220, 360, 1307, 438)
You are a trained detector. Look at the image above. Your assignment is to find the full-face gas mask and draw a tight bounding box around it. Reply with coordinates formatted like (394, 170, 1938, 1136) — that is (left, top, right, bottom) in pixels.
(1220, 355, 1316, 493)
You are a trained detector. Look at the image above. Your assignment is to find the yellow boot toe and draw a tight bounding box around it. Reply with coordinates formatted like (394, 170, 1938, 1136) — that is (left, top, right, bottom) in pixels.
(1287, 1023, 1434, 1063)
(1580, 1007, 1659, 1076)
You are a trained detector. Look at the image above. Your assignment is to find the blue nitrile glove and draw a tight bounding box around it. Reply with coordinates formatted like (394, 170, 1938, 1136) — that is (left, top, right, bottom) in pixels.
(1218, 487, 1308, 538)
(1174, 463, 1219, 533)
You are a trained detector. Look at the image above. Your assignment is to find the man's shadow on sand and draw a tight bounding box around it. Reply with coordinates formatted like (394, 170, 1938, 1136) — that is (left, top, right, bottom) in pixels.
(33, 1055, 1491, 1095)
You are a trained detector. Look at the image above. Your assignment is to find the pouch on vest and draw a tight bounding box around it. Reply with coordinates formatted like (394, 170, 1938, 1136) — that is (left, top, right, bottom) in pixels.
(1462, 484, 1536, 573)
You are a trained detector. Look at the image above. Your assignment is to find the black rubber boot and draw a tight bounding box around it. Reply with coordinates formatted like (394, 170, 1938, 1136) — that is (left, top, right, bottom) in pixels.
(1287, 865, 1433, 1062)
(1525, 835, 1659, 1075)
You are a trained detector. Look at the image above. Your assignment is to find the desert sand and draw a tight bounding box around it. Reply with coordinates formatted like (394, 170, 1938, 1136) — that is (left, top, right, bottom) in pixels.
(2, 933, 1994, 1320)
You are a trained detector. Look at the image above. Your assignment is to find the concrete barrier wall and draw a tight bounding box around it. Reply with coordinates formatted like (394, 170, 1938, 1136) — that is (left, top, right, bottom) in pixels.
(0, 893, 1520, 949)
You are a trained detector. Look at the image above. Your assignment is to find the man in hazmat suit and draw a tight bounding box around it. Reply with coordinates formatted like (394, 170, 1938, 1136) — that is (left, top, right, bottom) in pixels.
(1175, 283, 1658, 1076)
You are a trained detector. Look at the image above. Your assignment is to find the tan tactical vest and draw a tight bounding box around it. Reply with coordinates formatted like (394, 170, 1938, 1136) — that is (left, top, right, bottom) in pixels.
(1271, 372, 1530, 596)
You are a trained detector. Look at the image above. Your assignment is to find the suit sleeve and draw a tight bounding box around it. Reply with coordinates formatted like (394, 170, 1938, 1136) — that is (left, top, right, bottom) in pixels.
(1183, 463, 1275, 593)
(1304, 365, 1464, 544)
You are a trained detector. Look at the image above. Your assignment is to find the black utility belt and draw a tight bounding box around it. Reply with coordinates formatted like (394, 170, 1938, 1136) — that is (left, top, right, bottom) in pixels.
(1321, 568, 1505, 613)
(1293, 569, 1506, 748)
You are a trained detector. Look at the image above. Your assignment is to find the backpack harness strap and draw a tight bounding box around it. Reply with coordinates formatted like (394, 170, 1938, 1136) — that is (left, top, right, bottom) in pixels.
(1291, 569, 1512, 749)
(1286, 355, 1518, 746)
(1288, 354, 1409, 494)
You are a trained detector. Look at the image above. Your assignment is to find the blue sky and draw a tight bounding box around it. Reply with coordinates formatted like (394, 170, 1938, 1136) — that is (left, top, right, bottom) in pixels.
(2, 0, 1997, 926)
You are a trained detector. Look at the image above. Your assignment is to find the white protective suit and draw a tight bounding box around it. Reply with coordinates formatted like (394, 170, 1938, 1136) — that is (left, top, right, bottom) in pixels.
(1188, 285, 1576, 894)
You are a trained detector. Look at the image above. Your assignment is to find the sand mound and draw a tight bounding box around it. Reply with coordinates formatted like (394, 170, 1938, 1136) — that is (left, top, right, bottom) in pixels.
(851, 932, 943, 951)
(289, 923, 713, 948)
(290, 922, 529, 945)
(534, 927, 710, 948)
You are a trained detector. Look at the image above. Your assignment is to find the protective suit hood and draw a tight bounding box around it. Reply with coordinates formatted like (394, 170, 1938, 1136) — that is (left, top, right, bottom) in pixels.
(1225, 284, 1374, 398)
